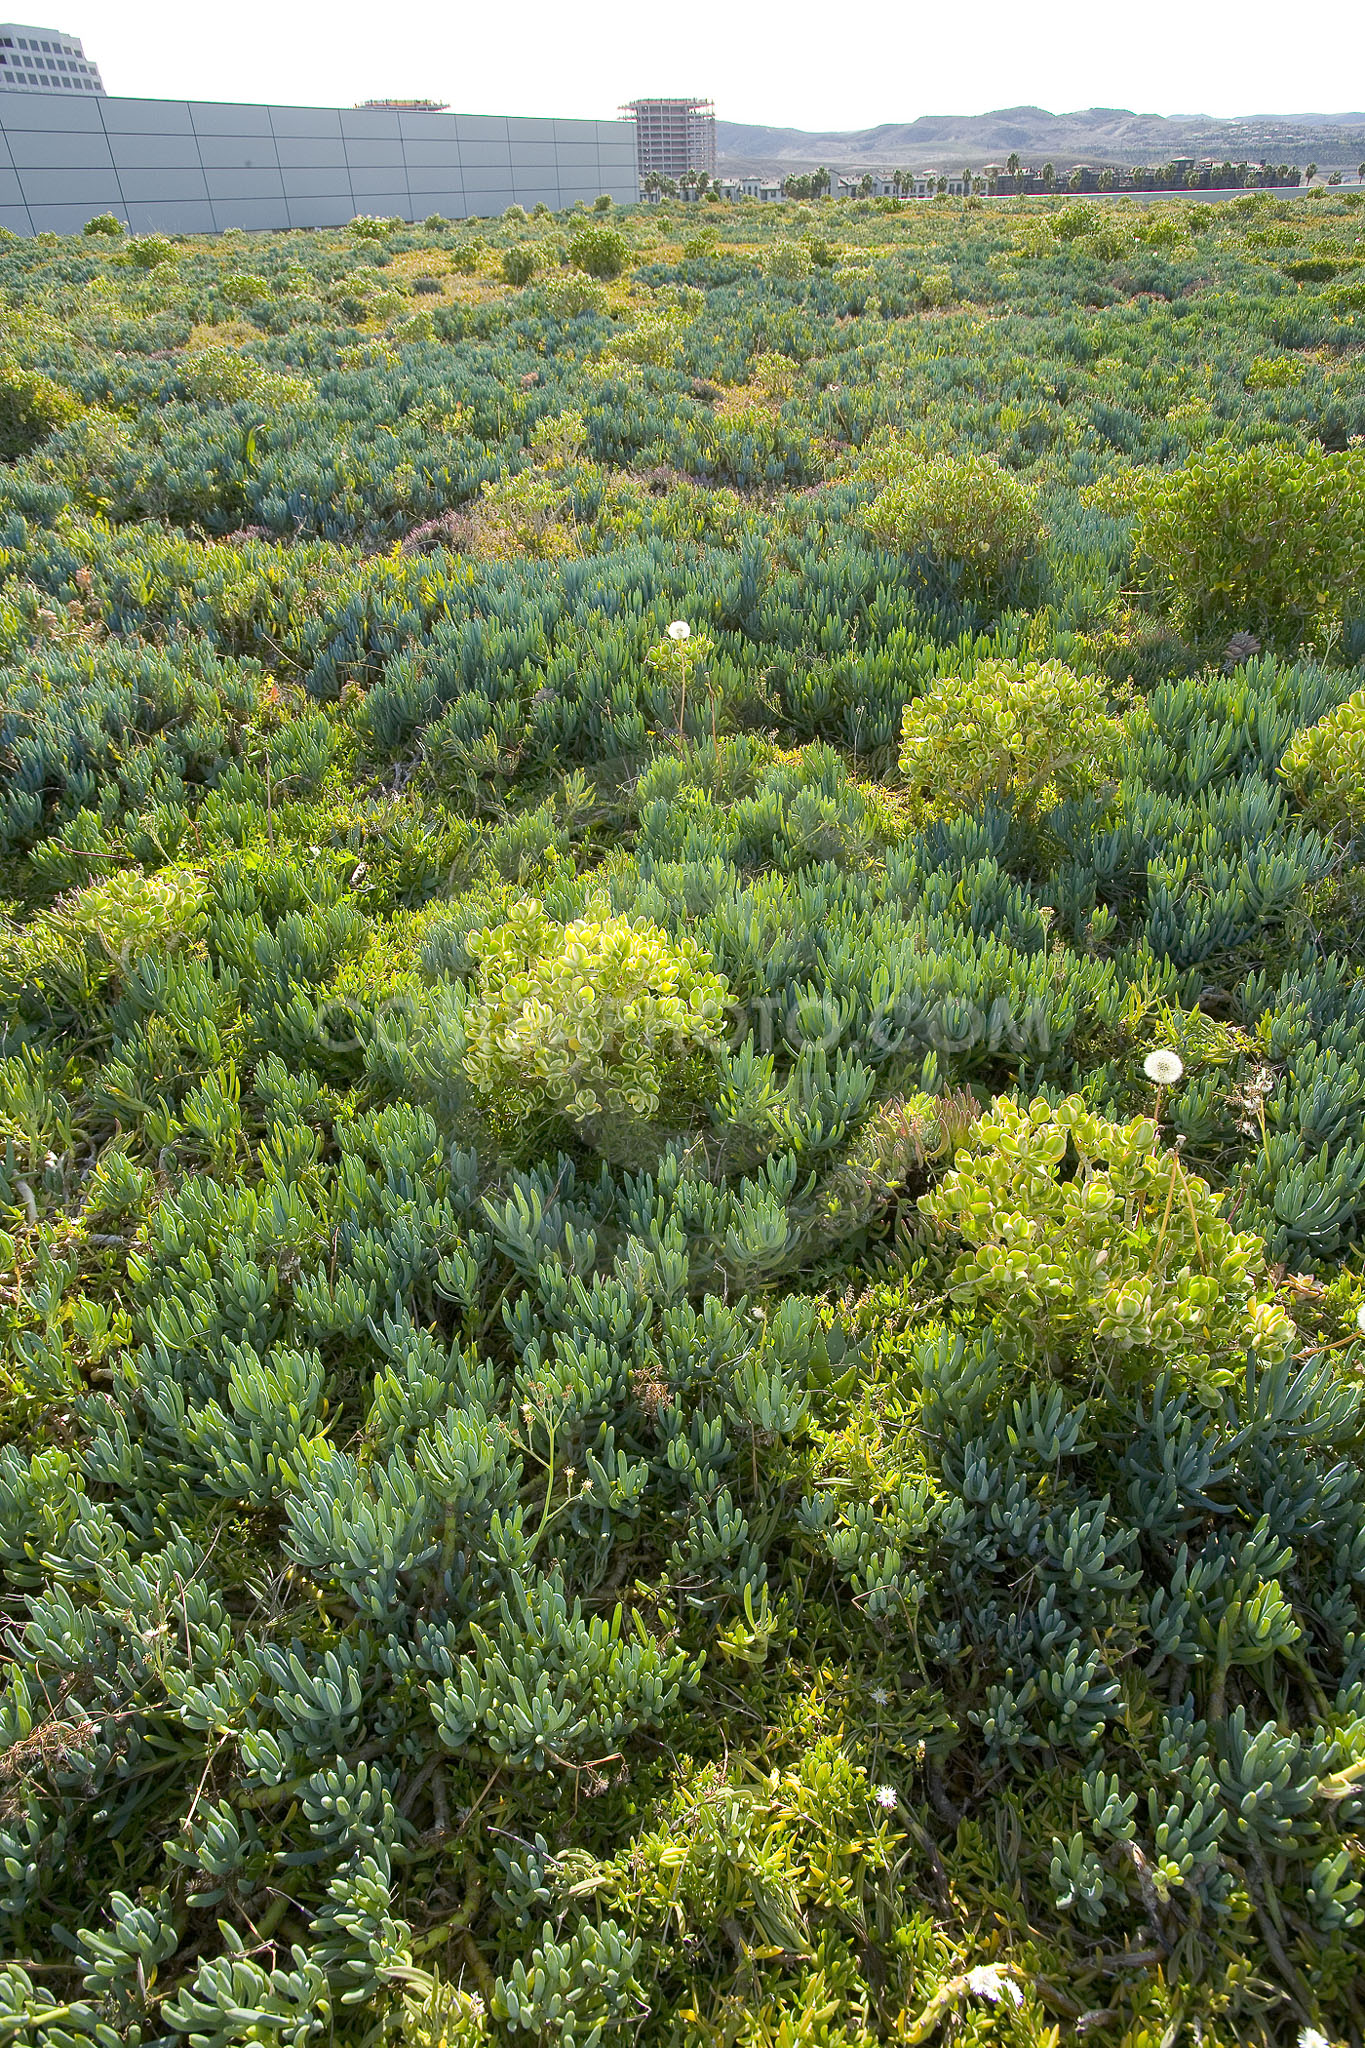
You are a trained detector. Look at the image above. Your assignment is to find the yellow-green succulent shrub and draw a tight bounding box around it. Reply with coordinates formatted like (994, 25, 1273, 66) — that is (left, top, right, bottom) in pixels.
(0, 359, 81, 458)
(178, 346, 312, 409)
(0, 869, 205, 1019)
(764, 240, 810, 279)
(920, 1094, 1294, 1375)
(861, 450, 1042, 595)
(1092, 440, 1365, 652)
(897, 658, 1127, 823)
(1282, 685, 1365, 833)
(462, 897, 730, 1125)
(567, 222, 630, 280)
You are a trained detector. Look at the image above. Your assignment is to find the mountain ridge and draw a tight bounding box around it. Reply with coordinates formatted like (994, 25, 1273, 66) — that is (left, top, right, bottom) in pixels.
(715, 107, 1365, 176)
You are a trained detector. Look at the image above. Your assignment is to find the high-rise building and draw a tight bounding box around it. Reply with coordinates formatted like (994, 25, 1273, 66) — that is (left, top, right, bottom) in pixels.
(620, 97, 716, 183)
(0, 21, 103, 93)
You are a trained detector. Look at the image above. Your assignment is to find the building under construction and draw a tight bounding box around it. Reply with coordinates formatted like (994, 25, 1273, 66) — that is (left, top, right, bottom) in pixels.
(620, 97, 716, 182)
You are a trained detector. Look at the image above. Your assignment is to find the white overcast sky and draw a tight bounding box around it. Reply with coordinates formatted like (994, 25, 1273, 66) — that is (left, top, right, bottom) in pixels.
(76, 0, 1362, 128)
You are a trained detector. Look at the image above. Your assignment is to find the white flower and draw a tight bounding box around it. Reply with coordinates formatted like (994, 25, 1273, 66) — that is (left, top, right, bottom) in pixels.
(966, 1966, 1023, 2008)
(667, 619, 691, 641)
(1356, 1301, 1365, 1337)
(1297, 2030, 1331, 2048)
(870, 1685, 891, 1708)
(1143, 1048, 1184, 1085)
(873, 1783, 898, 1810)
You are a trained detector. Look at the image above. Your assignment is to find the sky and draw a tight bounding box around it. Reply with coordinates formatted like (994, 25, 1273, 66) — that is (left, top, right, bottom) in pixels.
(73, 0, 1363, 128)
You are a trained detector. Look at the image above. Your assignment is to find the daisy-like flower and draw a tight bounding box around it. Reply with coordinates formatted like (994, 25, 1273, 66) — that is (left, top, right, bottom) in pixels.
(965, 1966, 1024, 2009)
(667, 619, 691, 641)
(1297, 2029, 1331, 2048)
(1143, 1048, 1184, 1086)
(870, 1685, 892, 1708)
(873, 1783, 898, 1810)
(1356, 1301, 1365, 1338)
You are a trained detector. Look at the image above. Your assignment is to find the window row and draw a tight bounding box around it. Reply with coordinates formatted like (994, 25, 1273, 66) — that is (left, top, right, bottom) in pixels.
(1, 53, 98, 70)
(0, 33, 85, 53)
(0, 67, 100, 87)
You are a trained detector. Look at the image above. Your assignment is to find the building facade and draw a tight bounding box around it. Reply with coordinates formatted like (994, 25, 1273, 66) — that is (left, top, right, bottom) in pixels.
(0, 92, 637, 234)
(0, 21, 102, 95)
(620, 98, 716, 183)
(717, 176, 782, 202)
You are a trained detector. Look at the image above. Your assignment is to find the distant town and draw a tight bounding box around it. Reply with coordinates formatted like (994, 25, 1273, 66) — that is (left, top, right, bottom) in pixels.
(623, 97, 1360, 202)
(717, 158, 1329, 202)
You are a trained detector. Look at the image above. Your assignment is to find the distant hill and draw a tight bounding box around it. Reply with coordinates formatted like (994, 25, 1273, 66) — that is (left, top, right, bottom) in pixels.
(716, 107, 1365, 177)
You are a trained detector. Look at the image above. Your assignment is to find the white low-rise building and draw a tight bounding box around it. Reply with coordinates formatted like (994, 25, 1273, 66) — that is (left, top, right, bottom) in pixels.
(717, 175, 783, 201)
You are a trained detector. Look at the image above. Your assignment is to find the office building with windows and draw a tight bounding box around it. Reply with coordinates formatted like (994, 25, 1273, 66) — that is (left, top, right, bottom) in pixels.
(0, 21, 102, 94)
(620, 98, 716, 183)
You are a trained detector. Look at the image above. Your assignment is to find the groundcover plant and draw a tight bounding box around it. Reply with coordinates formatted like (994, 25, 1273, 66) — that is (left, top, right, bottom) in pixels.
(0, 184, 1364, 2048)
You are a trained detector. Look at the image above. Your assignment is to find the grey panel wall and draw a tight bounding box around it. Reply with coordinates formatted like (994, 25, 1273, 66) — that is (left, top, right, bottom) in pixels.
(0, 92, 638, 232)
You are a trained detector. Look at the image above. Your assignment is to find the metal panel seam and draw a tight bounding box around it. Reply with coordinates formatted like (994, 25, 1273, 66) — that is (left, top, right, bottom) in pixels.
(180, 101, 216, 231)
(98, 95, 131, 227)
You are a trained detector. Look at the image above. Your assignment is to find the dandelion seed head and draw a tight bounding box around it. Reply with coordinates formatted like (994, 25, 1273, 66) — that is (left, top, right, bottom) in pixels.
(966, 1966, 1023, 2008)
(1143, 1048, 1184, 1086)
(667, 619, 691, 641)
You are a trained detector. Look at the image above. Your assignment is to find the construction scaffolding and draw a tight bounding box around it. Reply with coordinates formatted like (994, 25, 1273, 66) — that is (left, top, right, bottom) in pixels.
(620, 97, 717, 182)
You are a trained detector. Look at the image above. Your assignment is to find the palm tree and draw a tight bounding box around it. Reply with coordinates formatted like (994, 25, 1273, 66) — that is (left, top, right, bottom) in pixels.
(1042, 161, 1055, 189)
(1358, 162, 1365, 184)
(1305, 161, 1318, 186)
